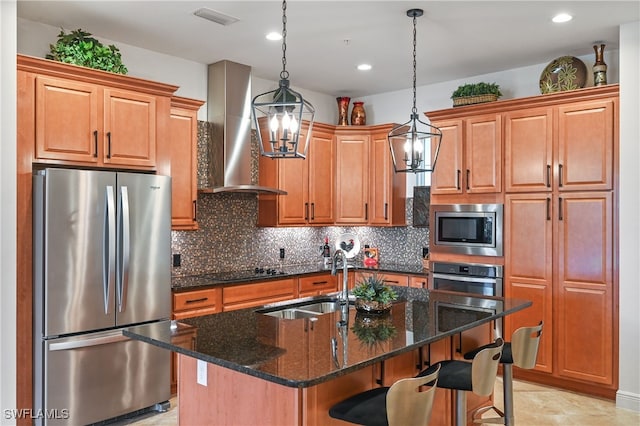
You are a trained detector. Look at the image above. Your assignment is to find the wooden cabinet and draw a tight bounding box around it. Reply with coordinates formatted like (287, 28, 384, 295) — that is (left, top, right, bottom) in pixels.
(429, 114, 502, 196)
(169, 96, 204, 230)
(335, 131, 369, 224)
(170, 323, 197, 395)
(19, 55, 176, 170)
(222, 278, 297, 311)
(409, 275, 428, 289)
(173, 287, 222, 320)
(258, 122, 335, 226)
(299, 273, 338, 297)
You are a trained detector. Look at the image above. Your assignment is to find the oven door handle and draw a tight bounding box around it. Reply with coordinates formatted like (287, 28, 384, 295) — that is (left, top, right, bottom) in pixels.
(432, 273, 500, 284)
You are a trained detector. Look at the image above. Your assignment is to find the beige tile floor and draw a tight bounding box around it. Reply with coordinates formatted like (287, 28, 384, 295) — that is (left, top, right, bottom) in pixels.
(120, 379, 640, 425)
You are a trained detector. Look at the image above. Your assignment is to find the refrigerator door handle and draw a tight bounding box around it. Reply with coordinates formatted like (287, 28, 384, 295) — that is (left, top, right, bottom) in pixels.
(117, 186, 131, 313)
(49, 333, 129, 351)
(104, 186, 116, 314)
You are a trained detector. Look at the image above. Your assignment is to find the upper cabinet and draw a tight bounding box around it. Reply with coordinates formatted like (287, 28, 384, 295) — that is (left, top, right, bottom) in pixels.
(18, 54, 177, 171)
(429, 114, 502, 196)
(169, 96, 205, 230)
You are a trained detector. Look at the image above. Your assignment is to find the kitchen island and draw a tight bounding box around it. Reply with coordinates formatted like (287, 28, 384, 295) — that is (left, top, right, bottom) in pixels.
(125, 288, 531, 425)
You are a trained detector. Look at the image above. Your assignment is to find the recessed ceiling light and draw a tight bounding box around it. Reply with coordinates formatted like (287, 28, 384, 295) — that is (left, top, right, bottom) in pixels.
(193, 8, 239, 26)
(552, 13, 573, 23)
(357, 64, 372, 71)
(266, 32, 282, 41)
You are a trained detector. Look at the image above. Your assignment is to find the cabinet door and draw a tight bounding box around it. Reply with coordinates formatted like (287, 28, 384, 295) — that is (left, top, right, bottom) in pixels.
(369, 131, 393, 225)
(557, 99, 614, 191)
(35, 76, 100, 163)
(504, 194, 553, 373)
(465, 114, 502, 193)
(409, 276, 427, 289)
(169, 106, 199, 230)
(431, 120, 463, 195)
(299, 274, 338, 297)
(308, 129, 335, 224)
(504, 108, 554, 193)
(278, 156, 309, 225)
(103, 88, 157, 168)
(335, 134, 369, 224)
(556, 192, 613, 385)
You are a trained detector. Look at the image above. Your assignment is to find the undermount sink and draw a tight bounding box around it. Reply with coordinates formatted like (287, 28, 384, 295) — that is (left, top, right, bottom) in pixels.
(256, 297, 342, 320)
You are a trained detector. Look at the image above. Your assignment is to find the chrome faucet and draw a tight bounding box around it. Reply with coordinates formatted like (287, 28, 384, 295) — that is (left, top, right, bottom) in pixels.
(331, 248, 349, 304)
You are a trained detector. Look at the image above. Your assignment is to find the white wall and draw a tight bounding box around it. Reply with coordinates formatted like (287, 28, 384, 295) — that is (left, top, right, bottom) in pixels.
(0, 1, 17, 424)
(617, 20, 640, 412)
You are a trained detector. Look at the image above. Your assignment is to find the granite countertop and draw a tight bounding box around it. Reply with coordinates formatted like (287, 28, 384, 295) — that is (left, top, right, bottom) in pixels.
(171, 262, 428, 291)
(125, 288, 531, 388)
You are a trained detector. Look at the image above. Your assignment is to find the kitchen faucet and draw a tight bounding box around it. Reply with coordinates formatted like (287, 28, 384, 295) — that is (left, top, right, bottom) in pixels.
(331, 248, 349, 304)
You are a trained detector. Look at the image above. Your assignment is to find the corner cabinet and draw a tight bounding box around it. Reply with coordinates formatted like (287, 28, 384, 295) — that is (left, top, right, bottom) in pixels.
(18, 54, 177, 170)
(428, 85, 619, 399)
(168, 96, 204, 230)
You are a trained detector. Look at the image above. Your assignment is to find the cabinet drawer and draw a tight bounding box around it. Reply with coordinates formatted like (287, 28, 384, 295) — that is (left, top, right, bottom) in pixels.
(173, 288, 221, 315)
(223, 278, 296, 311)
(299, 274, 338, 296)
(358, 272, 408, 287)
(409, 275, 428, 289)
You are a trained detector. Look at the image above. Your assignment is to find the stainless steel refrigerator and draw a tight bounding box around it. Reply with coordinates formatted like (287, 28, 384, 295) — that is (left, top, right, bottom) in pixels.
(33, 168, 171, 425)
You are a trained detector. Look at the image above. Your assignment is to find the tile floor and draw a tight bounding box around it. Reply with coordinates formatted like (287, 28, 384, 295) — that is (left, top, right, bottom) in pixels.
(119, 379, 640, 425)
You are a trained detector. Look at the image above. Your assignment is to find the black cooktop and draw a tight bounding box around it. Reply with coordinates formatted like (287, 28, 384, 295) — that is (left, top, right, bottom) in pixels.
(201, 267, 286, 282)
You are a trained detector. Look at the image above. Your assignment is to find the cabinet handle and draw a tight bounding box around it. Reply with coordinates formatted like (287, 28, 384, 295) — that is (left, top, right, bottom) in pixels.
(311, 280, 328, 286)
(546, 197, 551, 220)
(546, 165, 551, 188)
(311, 203, 315, 220)
(365, 203, 368, 221)
(93, 130, 98, 158)
(376, 361, 385, 385)
(384, 280, 400, 284)
(106, 132, 112, 159)
(466, 169, 470, 191)
(304, 203, 309, 220)
(558, 164, 563, 187)
(185, 297, 208, 304)
(192, 200, 197, 221)
(456, 170, 461, 190)
(384, 203, 388, 220)
(558, 197, 563, 221)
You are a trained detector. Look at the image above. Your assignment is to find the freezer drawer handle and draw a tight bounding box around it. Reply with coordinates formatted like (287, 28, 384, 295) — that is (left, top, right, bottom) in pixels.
(49, 333, 129, 351)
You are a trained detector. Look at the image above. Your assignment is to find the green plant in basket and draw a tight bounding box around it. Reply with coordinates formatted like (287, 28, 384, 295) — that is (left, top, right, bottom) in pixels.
(352, 273, 398, 314)
(451, 82, 502, 99)
(46, 28, 128, 75)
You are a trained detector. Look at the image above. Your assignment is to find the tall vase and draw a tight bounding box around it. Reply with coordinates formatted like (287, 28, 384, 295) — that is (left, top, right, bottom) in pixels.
(593, 44, 607, 86)
(351, 101, 366, 126)
(336, 97, 350, 126)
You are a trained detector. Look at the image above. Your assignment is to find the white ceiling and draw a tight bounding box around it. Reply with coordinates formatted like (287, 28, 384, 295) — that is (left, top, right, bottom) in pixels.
(16, 1, 640, 98)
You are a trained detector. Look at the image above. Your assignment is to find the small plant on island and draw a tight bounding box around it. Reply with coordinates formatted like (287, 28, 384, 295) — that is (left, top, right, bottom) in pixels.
(46, 28, 128, 75)
(352, 273, 398, 314)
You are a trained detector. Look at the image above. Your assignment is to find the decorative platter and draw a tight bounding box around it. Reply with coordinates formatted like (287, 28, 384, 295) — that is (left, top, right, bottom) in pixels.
(539, 56, 587, 94)
(335, 233, 361, 258)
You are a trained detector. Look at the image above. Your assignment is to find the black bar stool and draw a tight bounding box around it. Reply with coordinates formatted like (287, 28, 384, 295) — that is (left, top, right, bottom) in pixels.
(328, 364, 440, 426)
(418, 338, 504, 426)
(464, 321, 543, 425)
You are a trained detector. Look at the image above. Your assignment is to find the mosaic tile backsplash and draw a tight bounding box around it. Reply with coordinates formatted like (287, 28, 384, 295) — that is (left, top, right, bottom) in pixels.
(172, 121, 430, 276)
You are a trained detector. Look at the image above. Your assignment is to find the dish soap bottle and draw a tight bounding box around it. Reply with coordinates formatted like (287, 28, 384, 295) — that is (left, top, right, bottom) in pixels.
(322, 237, 332, 267)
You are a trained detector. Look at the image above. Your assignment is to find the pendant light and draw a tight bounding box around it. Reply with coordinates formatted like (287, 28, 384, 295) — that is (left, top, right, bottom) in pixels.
(388, 9, 442, 173)
(251, 0, 315, 159)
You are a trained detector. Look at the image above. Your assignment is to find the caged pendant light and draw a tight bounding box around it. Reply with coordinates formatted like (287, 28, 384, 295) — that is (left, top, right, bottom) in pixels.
(388, 8, 443, 173)
(251, 0, 315, 159)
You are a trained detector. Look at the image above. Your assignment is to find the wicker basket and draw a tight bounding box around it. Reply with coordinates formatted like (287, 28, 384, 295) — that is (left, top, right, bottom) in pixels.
(422, 258, 430, 270)
(452, 93, 498, 107)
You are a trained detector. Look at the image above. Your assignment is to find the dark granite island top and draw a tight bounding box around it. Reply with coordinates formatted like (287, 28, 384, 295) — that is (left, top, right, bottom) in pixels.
(125, 288, 531, 389)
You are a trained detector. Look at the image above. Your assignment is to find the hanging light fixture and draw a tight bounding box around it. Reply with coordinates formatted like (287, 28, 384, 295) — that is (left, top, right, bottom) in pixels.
(251, 0, 315, 159)
(388, 8, 442, 173)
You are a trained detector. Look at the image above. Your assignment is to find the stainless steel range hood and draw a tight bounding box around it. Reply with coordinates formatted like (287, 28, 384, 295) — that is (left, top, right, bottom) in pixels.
(205, 60, 285, 194)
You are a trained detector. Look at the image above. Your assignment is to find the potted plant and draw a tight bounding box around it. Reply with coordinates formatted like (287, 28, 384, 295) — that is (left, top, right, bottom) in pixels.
(352, 272, 398, 314)
(46, 28, 128, 74)
(451, 82, 502, 107)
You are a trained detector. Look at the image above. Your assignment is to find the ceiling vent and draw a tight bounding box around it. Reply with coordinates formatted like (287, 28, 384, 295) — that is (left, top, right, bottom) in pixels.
(193, 8, 239, 26)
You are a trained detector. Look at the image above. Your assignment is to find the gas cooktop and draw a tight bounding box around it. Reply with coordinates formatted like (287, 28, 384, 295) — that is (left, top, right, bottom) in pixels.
(202, 267, 286, 282)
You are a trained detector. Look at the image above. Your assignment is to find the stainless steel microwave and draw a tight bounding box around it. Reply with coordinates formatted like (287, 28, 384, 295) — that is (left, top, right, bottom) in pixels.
(430, 204, 503, 256)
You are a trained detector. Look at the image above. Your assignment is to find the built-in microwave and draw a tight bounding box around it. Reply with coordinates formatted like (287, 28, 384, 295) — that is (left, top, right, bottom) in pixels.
(430, 203, 503, 257)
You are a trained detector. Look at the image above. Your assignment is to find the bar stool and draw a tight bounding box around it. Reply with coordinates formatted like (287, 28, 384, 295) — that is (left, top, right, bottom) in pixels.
(328, 364, 440, 426)
(417, 338, 504, 426)
(464, 321, 543, 425)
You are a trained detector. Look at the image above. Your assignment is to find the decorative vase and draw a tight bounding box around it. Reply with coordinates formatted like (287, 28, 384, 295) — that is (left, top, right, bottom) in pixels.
(355, 297, 391, 314)
(593, 44, 607, 86)
(351, 101, 366, 126)
(336, 97, 351, 126)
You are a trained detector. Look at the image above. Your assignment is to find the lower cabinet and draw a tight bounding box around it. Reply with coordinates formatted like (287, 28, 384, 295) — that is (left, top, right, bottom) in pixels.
(222, 278, 297, 311)
(298, 273, 338, 297)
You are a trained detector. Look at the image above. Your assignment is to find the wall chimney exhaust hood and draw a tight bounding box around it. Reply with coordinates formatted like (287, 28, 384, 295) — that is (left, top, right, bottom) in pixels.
(203, 60, 286, 194)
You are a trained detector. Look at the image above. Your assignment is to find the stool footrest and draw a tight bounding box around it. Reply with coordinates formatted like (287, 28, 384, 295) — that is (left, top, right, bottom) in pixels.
(472, 404, 506, 424)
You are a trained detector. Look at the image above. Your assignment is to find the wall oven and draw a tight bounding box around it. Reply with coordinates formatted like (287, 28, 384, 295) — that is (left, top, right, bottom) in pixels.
(430, 203, 503, 257)
(431, 261, 503, 338)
